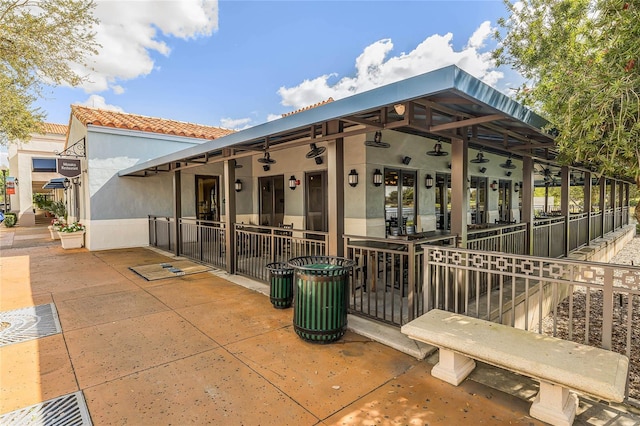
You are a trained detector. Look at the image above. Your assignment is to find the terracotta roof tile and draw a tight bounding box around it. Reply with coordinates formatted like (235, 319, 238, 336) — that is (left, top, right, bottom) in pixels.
(70, 105, 234, 140)
(281, 98, 334, 118)
(38, 123, 68, 135)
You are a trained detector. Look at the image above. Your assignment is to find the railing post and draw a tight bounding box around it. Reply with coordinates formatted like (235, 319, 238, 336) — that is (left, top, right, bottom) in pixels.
(407, 241, 416, 321)
(602, 268, 613, 350)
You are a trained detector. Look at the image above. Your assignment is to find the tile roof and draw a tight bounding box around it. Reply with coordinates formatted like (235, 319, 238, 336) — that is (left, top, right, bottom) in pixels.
(70, 105, 235, 140)
(281, 98, 334, 118)
(38, 123, 68, 135)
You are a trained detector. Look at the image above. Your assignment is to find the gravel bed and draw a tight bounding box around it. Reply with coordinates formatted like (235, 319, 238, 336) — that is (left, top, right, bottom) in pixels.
(541, 234, 640, 401)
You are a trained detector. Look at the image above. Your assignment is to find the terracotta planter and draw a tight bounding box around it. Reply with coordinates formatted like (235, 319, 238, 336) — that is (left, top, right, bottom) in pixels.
(48, 226, 60, 240)
(58, 230, 85, 249)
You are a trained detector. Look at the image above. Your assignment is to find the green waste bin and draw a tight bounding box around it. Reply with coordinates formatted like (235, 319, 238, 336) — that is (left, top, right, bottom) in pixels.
(266, 262, 294, 309)
(288, 256, 355, 344)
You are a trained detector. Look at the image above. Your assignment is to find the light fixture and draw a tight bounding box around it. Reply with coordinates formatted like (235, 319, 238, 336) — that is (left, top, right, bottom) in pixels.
(72, 177, 81, 186)
(314, 156, 323, 165)
(364, 131, 390, 148)
(426, 139, 448, 156)
(306, 143, 326, 159)
(490, 180, 498, 191)
(234, 179, 242, 192)
(471, 150, 489, 164)
(401, 156, 411, 165)
(348, 169, 359, 187)
(514, 182, 520, 192)
(499, 155, 516, 169)
(425, 174, 434, 189)
(257, 152, 276, 164)
(373, 169, 383, 187)
(63, 178, 71, 190)
(263, 164, 270, 172)
(479, 167, 487, 174)
(393, 103, 406, 116)
(505, 171, 512, 177)
(289, 175, 298, 190)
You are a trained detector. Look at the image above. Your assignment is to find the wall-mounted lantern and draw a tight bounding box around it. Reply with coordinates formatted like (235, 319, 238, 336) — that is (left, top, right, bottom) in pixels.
(425, 174, 434, 189)
(289, 175, 298, 190)
(514, 182, 520, 192)
(373, 169, 383, 187)
(234, 179, 242, 192)
(348, 169, 359, 187)
(490, 180, 498, 191)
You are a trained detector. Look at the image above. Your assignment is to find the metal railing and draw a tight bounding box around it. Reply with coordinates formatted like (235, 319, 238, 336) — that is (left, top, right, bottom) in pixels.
(467, 223, 527, 255)
(622, 207, 629, 226)
(235, 224, 327, 282)
(604, 208, 615, 233)
(569, 212, 589, 251)
(421, 245, 640, 401)
(533, 216, 566, 258)
(344, 234, 457, 326)
(179, 218, 226, 268)
(148, 215, 175, 252)
(590, 211, 603, 240)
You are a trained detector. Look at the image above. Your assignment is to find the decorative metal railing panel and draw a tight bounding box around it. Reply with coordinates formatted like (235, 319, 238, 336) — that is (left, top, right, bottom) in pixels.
(467, 223, 527, 255)
(179, 219, 226, 268)
(421, 246, 640, 401)
(590, 212, 603, 240)
(148, 215, 175, 253)
(235, 224, 327, 282)
(604, 209, 615, 234)
(533, 216, 566, 258)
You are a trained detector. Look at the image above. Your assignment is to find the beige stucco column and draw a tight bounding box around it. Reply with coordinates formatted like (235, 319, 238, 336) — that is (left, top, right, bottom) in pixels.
(326, 121, 345, 256)
(521, 157, 535, 255)
(173, 169, 181, 257)
(223, 159, 237, 273)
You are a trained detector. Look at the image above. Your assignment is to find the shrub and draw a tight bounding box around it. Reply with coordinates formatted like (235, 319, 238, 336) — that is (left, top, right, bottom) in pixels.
(4, 215, 16, 227)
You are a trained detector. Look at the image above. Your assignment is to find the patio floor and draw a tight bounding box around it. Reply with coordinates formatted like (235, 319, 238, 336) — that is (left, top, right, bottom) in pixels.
(1, 223, 639, 425)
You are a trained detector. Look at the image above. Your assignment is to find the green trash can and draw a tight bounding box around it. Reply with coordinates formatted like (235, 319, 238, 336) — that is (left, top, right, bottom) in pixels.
(266, 262, 294, 309)
(288, 256, 355, 344)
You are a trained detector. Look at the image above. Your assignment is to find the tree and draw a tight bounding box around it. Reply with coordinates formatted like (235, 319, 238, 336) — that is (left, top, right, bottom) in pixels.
(493, 0, 640, 196)
(0, 0, 99, 143)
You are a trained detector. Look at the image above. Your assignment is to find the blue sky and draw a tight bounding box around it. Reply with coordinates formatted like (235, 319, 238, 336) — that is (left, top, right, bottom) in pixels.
(34, 1, 520, 130)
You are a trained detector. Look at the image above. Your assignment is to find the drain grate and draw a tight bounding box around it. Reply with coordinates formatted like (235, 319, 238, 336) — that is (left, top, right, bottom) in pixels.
(0, 303, 62, 347)
(0, 391, 92, 425)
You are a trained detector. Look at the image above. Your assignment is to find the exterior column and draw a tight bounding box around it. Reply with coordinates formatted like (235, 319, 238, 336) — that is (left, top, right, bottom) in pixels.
(561, 166, 570, 256)
(223, 159, 237, 273)
(173, 169, 181, 257)
(599, 178, 606, 237)
(326, 121, 344, 256)
(584, 172, 592, 244)
(450, 137, 468, 247)
(522, 157, 535, 255)
(611, 179, 617, 230)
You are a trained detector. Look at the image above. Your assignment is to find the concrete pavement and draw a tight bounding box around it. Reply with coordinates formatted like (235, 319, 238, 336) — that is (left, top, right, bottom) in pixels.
(1, 223, 639, 425)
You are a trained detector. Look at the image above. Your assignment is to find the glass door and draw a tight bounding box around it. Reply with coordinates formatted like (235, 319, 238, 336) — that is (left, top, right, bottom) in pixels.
(305, 172, 327, 232)
(469, 176, 487, 224)
(384, 169, 416, 235)
(498, 180, 512, 222)
(196, 175, 219, 221)
(435, 173, 451, 230)
(259, 175, 284, 226)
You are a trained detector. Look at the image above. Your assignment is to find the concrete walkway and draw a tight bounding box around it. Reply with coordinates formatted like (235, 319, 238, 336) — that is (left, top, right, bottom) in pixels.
(1, 223, 639, 425)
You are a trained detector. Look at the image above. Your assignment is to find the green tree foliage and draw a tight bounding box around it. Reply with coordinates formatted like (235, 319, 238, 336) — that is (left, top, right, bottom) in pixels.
(494, 0, 640, 190)
(0, 0, 99, 143)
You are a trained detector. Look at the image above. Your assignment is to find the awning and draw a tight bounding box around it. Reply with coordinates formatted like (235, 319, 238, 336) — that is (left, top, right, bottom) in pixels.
(42, 177, 67, 189)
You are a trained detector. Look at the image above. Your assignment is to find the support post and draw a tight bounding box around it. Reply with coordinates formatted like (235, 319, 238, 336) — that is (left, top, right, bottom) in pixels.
(224, 159, 237, 273)
(522, 157, 535, 255)
(600, 178, 606, 237)
(173, 169, 181, 257)
(326, 120, 344, 256)
(561, 166, 570, 256)
(530, 381, 578, 426)
(450, 137, 468, 247)
(611, 180, 617, 230)
(584, 172, 592, 244)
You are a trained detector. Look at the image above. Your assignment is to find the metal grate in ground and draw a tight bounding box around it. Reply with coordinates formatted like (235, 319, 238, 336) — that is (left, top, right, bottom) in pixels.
(0, 392, 92, 426)
(0, 303, 62, 347)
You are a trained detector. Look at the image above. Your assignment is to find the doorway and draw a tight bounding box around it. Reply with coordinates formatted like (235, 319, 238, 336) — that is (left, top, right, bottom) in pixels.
(259, 175, 284, 226)
(469, 176, 487, 224)
(305, 172, 327, 232)
(196, 175, 220, 221)
(435, 173, 451, 230)
(498, 180, 512, 222)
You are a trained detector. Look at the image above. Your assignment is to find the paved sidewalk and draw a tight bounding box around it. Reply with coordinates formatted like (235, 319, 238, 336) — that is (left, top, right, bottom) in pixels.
(1, 224, 639, 425)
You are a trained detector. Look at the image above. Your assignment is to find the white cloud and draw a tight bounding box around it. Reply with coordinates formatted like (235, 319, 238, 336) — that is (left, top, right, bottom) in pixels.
(266, 114, 282, 122)
(277, 22, 503, 110)
(76, 0, 218, 93)
(79, 95, 124, 111)
(220, 117, 252, 131)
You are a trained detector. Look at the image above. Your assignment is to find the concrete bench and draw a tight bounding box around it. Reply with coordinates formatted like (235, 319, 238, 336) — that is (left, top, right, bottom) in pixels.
(401, 309, 629, 426)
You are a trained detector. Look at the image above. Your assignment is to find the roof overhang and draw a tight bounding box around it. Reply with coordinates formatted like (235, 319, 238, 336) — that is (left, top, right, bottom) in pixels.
(119, 65, 557, 177)
(43, 177, 67, 189)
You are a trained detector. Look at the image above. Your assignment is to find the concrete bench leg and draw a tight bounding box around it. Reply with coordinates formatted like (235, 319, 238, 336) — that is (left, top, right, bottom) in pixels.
(431, 348, 476, 386)
(530, 381, 578, 426)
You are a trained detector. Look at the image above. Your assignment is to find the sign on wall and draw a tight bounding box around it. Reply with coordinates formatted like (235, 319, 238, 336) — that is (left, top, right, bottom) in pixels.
(57, 159, 81, 177)
(6, 177, 15, 195)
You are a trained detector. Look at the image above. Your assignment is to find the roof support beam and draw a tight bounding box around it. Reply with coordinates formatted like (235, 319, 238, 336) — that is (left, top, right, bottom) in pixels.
(429, 114, 505, 133)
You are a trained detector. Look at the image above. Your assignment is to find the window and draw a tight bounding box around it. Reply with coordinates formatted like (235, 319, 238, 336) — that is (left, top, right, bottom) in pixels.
(32, 158, 57, 172)
(384, 169, 416, 235)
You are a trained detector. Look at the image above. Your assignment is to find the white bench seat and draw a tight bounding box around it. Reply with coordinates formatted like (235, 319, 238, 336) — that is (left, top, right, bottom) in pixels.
(401, 309, 629, 426)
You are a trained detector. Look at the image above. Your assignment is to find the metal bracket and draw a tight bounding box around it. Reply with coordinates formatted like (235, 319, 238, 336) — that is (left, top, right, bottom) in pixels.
(56, 137, 85, 158)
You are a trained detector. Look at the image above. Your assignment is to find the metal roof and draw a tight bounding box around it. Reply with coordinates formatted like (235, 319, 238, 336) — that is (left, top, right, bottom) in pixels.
(119, 65, 557, 177)
(42, 177, 67, 189)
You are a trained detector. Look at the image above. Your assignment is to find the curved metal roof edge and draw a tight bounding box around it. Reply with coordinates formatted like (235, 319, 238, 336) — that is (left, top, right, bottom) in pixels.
(119, 65, 549, 177)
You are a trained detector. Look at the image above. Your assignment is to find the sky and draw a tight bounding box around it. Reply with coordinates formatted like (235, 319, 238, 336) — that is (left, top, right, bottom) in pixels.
(33, 0, 523, 131)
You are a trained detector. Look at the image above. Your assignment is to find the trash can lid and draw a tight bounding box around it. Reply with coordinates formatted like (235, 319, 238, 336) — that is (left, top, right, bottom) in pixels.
(305, 263, 341, 270)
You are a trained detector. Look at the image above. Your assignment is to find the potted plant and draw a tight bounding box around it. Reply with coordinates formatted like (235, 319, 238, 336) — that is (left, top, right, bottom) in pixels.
(48, 218, 65, 239)
(58, 222, 86, 249)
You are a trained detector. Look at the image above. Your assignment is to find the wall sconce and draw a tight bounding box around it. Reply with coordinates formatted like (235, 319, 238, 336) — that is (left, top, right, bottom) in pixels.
(289, 175, 298, 190)
(479, 167, 487, 174)
(234, 179, 242, 192)
(314, 156, 323, 165)
(505, 171, 512, 177)
(373, 169, 383, 187)
(348, 169, 359, 187)
(425, 174, 434, 189)
(490, 180, 498, 191)
(63, 178, 71, 190)
(263, 164, 270, 172)
(72, 177, 81, 186)
(514, 182, 520, 192)
(446, 163, 451, 169)
(401, 156, 411, 165)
